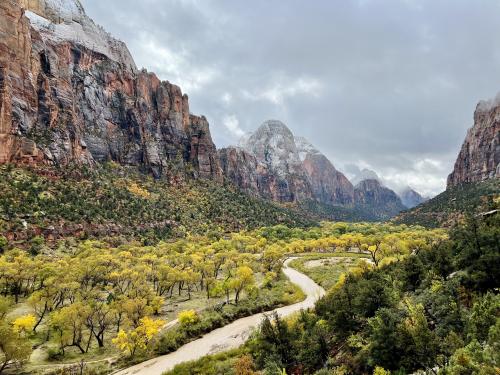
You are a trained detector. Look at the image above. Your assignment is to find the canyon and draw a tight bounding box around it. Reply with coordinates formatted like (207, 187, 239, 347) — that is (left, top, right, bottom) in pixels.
(1, 0, 498, 223)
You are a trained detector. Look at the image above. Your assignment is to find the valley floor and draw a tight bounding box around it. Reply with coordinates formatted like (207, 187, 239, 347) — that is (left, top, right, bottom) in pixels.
(114, 258, 325, 375)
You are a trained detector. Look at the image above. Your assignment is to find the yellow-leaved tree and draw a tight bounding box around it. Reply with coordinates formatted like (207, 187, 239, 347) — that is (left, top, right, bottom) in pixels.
(112, 317, 165, 357)
(178, 310, 199, 327)
(373, 367, 391, 375)
(12, 315, 36, 335)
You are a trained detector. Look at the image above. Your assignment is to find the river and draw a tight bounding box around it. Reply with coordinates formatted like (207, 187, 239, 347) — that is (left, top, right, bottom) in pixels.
(114, 258, 325, 375)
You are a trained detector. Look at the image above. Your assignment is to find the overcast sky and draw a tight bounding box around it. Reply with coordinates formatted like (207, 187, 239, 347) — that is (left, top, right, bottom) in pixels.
(81, 0, 500, 196)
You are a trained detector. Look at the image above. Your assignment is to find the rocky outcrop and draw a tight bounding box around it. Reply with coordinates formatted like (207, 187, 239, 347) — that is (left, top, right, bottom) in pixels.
(447, 94, 500, 187)
(354, 179, 406, 219)
(399, 187, 428, 209)
(238, 120, 313, 202)
(218, 147, 260, 196)
(229, 120, 355, 204)
(296, 137, 354, 205)
(351, 168, 381, 186)
(0, 0, 222, 181)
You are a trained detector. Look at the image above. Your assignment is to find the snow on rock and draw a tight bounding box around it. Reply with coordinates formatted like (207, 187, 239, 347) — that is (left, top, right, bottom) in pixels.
(241, 120, 304, 177)
(295, 136, 319, 162)
(39, 0, 84, 22)
(24, 0, 137, 72)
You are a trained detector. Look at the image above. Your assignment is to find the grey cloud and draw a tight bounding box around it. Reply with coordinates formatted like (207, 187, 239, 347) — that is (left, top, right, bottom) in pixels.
(81, 0, 500, 196)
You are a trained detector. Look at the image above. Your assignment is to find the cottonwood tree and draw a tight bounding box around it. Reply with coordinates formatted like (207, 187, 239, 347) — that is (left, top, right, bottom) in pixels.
(112, 317, 164, 357)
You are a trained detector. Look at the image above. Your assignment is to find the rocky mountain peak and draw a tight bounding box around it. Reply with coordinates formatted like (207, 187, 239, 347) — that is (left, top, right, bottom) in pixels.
(295, 136, 320, 162)
(241, 120, 303, 177)
(447, 92, 500, 187)
(226, 120, 356, 205)
(354, 179, 406, 219)
(351, 168, 381, 186)
(399, 186, 428, 209)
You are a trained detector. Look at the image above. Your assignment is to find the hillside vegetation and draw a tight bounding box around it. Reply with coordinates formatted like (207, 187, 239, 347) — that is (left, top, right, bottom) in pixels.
(0, 222, 443, 374)
(394, 179, 499, 227)
(0, 165, 316, 246)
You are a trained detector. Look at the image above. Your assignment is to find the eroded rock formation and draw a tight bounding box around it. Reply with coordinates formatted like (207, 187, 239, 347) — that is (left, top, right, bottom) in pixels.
(237, 120, 313, 202)
(354, 179, 406, 219)
(296, 137, 354, 205)
(447, 94, 500, 187)
(0, 0, 222, 180)
(222, 120, 355, 205)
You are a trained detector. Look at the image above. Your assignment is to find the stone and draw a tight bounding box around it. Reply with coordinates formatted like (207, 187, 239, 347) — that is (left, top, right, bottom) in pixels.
(447, 94, 500, 187)
(354, 179, 407, 219)
(225, 120, 355, 205)
(0, 0, 222, 182)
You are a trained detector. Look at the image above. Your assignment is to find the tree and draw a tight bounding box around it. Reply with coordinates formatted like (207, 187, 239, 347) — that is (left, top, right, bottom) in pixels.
(400, 300, 438, 371)
(0, 297, 12, 320)
(373, 367, 391, 375)
(234, 354, 257, 375)
(50, 303, 90, 354)
(250, 312, 297, 372)
(231, 266, 255, 304)
(466, 292, 499, 342)
(261, 246, 284, 273)
(85, 300, 114, 348)
(12, 315, 36, 335)
(112, 317, 165, 357)
(28, 288, 57, 333)
(366, 236, 383, 266)
(0, 320, 32, 374)
(367, 308, 403, 370)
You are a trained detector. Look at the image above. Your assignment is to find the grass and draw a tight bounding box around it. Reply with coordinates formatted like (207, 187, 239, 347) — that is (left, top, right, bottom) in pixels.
(164, 347, 247, 375)
(12, 267, 303, 375)
(289, 252, 370, 290)
(154, 273, 304, 357)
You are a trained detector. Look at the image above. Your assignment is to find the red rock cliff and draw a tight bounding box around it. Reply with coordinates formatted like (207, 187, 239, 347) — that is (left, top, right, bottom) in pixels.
(447, 95, 500, 187)
(0, 0, 222, 181)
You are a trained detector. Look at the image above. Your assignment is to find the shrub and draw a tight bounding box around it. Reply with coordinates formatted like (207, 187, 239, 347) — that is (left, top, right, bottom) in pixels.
(178, 310, 199, 327)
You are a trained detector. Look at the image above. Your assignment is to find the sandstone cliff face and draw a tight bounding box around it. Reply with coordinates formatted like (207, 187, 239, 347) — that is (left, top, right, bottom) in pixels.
(0, 0, 222, 180)
(354, 179, 406, 219)
(223, 120, 356, 205)
(447, 94, 500, 187)
(302, 153, 354, 205)
(218, 147, 259, 196)
(296, 137, 354, 205)
(239, 120, 313, 202)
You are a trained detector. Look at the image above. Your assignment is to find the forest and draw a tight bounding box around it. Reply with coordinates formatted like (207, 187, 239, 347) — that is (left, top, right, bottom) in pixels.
(167, 212, 499, 375)
(0, 220, 448, 374)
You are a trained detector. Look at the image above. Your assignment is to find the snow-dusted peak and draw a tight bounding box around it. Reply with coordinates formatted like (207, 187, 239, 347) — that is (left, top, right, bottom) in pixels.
(398, 186, 428, 208)
(259, 119, 292, 132)
(242, 120, 303, 177)
(35, 0, 85, 23)
(24, 0, 137, 73)
(351, 168, 381, 186)
(294, 136, 319, 162)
